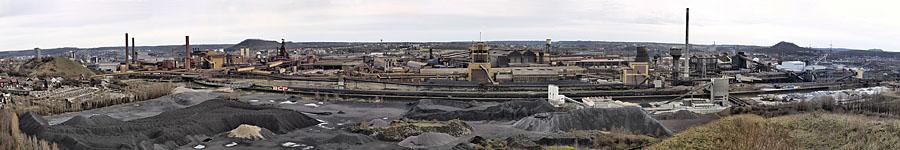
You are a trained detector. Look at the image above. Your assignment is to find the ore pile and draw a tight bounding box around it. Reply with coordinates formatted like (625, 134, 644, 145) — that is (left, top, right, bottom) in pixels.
(512, 107, 672, 137)
(325, 133, 375, 145)
(18, 99, 320, 150)
(653, 110, 701, 120)
(351, 119, 473, 141)
(57, 115, 124, 126)
(452, 135, 539, 150)
(404, 99, 557, 121)
(398, 132, 457, 149)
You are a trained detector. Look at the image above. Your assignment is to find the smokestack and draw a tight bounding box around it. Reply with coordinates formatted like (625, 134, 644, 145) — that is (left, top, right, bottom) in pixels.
(636, 47, 649, 62)
(132, 37, 136, 64)
(125, 33, 130, 66)
(34, 48, 41, 59)
(685, 8, 690, 57)
(185, 36, 191, 70)
(546, 38, 552, 63)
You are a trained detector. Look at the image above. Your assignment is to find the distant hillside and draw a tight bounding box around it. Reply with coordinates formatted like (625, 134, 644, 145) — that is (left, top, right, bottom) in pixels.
(752, 41, 819, 56)
(15, 57, 95, 79)
(225, 39, 282, 52)
(0, 44, 233, 58)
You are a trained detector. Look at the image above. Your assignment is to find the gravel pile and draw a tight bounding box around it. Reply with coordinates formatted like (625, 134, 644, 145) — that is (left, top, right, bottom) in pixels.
(19, 99, 320, 149)
(653, 110, 702, 120)
(512, 107, 672, 137)
(405, 99, 556, 121)
(398, 132, 457, 149)
(325, 133, 375, 145)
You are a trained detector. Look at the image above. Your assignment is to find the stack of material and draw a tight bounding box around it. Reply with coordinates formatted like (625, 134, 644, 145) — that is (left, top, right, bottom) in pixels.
(325, 133, 375, 145)
(18, 99, 320, 149)
(405, 99, 556, 121)
(227, 124, 269, 140)
(351, 119, 473, 141)
(398, 132, 457, 149)
(16, 57, 95, 79)
(513, 107, 672, 137)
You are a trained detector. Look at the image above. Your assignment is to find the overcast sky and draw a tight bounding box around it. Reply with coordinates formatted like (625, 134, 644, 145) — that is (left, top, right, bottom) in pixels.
(1, 0, 898, 51)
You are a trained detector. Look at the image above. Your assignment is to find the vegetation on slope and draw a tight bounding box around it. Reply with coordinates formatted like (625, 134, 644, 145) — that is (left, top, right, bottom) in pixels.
(648, 115, 796, 150)
(773, 113, 900, 149)
(15, 57, 95, 79)
(650, 112, 900, 150)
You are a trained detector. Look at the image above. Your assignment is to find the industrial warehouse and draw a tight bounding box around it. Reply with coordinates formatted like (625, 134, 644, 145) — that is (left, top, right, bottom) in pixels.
(4, 1, 900, 150)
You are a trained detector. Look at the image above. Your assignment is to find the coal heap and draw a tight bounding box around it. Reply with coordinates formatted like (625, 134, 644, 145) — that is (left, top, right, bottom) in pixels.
(653, 110, 702, 120)
(513, 107, 672, 137)
(404, 99, 557, 121)
(18, 99, 320, 150)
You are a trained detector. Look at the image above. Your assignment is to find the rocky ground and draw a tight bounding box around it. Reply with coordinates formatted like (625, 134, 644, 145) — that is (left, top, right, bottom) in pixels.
(33, 88, 677, 150)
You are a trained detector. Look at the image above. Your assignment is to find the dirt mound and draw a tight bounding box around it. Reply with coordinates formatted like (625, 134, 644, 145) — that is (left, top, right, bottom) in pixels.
(513, 107, 672, 137)
(325, 133, 375, 145)
(351, 119, 473, 141)
(405, 99, 557, 121)
(19, 99, 320, 150)
(57, 116, 91, 126)
(16, 57, 95, 79)
(654, 110, 702, 120)
(407, 99, 476, 114)
(17, 112, 49, 133)
(58, 115, 125, 126)
(87, 115, 125, 125)
(398, 132, 457, 148)
(452, 135, 539, 150)
(227, 124, 272, 140)
(367, 119, 390, 128)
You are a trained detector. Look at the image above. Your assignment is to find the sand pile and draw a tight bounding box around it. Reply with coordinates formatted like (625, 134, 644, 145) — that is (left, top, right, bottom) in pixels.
(405, 99, 556, 121)
(227, 124, 270, 140)
(18, 99, 320, 150)
(398, 132, 457, 148)
(513, 107, 672, 137)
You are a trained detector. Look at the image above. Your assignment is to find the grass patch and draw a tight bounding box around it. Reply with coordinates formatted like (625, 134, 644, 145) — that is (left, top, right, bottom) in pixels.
(648, 115, 796, 150)
(651, 112, 900, 150)
(773, 113, 900, 149)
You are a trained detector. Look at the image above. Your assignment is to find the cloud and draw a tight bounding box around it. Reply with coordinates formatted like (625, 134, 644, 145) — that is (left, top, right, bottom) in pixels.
(0, 0, 899, 51)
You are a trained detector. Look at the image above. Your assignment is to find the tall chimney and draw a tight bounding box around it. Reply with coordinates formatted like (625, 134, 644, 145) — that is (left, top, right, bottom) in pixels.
(546, 38, 552, 63)
(185, 36, 191, 70)
(685, 8, 690, 57)
(34, 48, 41, 59)
(125, 33, 130, 66)
(636, 47, 649, 62)
(132, 37, 136, 64)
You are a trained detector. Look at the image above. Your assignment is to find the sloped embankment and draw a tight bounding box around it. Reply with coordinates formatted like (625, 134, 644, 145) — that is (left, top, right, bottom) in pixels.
(404, 99, 557, 121)
(16, 57, 95, 79)
(18, 99, 320, 150)
(513, 107, 672, 137)
(650, 113, 900, 150)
